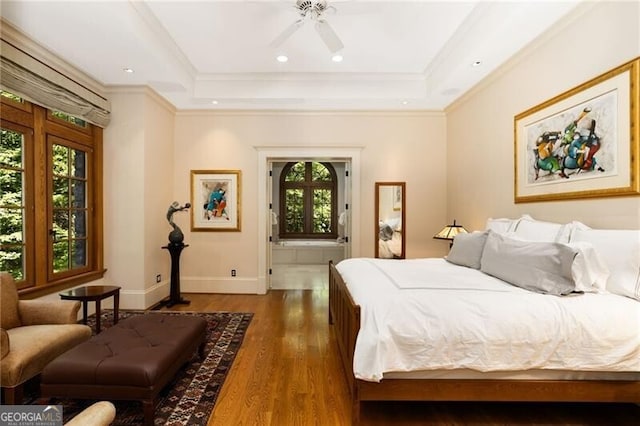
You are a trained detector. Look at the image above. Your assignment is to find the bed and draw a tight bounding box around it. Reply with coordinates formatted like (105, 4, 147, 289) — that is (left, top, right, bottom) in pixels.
(328, 216, 640, 423)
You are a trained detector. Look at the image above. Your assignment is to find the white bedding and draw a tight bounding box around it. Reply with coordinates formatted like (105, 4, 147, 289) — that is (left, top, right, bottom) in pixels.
(336, 258, 640, 383)
(378, 231, 402, 259)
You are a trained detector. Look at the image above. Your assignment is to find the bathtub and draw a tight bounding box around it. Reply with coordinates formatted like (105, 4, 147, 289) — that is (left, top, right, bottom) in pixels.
(276, 240, 343, 247)
(272, 240, 345, 264)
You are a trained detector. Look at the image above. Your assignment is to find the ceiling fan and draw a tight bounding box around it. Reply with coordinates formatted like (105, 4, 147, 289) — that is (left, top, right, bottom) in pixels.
(270, 0, 344, 53)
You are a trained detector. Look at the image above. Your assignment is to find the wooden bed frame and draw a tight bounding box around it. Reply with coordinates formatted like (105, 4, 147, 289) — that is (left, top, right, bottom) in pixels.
(328, 261, 640, 424)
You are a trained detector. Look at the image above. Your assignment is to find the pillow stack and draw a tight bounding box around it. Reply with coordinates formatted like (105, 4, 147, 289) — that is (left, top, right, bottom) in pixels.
(446, 215, 634, 298)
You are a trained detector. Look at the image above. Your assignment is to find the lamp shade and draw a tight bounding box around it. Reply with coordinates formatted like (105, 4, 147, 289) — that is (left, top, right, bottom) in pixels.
(433, 220, 468, 241)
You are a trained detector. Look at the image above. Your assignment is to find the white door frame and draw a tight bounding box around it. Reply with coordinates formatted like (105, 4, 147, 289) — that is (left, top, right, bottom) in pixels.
(256, 146, 362, 294)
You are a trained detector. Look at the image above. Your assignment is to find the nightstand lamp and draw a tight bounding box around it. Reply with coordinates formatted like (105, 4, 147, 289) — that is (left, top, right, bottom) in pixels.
(434, 220, 468, 248)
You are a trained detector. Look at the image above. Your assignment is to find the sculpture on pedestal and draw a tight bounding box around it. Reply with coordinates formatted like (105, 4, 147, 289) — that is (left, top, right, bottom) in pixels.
(160, 201, 191, 308)
(166, 201, 191, 245)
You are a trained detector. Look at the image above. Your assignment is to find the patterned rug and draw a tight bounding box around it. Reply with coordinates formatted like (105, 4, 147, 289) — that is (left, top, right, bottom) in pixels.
(31, 310, 252, 425)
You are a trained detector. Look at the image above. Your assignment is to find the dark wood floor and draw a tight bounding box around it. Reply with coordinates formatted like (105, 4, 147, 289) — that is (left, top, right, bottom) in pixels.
(161, 290, 640, 425)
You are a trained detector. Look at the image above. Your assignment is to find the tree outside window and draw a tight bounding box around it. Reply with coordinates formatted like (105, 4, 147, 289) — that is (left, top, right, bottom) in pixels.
(0, 92, 103, 293)
(279, 161, 337, 239)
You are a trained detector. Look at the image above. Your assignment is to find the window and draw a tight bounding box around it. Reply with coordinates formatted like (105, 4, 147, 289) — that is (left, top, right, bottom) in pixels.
(279, 161, 337, 239)
(0, 92, 104, 294)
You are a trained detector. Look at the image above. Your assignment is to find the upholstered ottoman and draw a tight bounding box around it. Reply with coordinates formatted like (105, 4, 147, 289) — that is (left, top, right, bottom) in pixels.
(40, 314, 207, 426)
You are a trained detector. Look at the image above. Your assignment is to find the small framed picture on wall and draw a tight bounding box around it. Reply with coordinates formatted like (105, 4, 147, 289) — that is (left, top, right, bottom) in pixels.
(190, 170, 241, 231)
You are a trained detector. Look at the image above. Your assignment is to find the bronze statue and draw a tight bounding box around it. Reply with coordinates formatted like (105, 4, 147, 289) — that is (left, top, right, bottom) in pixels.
(166, 201, 191, 244)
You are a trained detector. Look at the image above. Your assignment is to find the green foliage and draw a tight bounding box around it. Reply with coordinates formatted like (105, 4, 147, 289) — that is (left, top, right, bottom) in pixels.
(0, 128, 24, 278)
(52, 144, 87, 272)
(0, 91, 23, 103)
(311, 162, 331, 181)
(282, 162, 334, 236)
(285, 161, 305, 182)
(51, 110, 87, 128)
(312, 189, 331, 232)
(285, 189, 304, 233)
(0, 134, 88, 278)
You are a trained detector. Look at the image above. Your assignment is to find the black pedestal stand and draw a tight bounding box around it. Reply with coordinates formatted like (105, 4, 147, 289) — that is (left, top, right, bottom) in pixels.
(157, 243, 190, 309)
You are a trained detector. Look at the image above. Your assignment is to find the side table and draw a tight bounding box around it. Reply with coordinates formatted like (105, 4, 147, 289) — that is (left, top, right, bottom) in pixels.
(60, 285, 121, 333)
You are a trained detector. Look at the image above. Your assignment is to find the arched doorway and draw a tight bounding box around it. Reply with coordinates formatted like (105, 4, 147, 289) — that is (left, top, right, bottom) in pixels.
(256, 147, 362, 294)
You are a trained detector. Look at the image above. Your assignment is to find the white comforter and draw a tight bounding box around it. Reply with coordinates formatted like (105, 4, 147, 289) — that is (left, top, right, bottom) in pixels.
(336, 258, 640, 382)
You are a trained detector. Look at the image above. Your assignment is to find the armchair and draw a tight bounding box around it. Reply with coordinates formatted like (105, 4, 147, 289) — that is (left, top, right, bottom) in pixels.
(0, 272, 92, 404)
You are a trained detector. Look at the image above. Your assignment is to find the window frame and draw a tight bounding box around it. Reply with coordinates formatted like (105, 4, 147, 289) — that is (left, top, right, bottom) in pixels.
(47, 134, 93, 281)
(278, 161, 338, 240)
(0, 95, 104, 296)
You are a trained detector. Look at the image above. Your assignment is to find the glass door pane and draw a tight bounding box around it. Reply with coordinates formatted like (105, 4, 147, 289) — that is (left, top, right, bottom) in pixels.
(0, 127, 26, 280)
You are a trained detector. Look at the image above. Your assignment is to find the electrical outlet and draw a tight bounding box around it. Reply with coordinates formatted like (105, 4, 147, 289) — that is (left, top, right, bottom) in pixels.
(156, 274, 161, 283)
(231, 269, 236, 277)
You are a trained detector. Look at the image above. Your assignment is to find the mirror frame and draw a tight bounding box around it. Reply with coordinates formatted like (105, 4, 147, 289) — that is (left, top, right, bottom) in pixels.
(374, 182, 406, 259)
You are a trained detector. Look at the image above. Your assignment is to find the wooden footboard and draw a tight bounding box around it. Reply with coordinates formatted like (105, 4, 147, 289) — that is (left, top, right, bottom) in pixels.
(328, 261, 361, 420)
(328, 261, 640, 425)
(328, 262, 360, 394)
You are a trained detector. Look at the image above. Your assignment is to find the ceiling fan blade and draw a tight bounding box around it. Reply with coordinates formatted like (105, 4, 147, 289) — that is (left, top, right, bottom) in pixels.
(270, 19, 304, 48)
(315, 20, 344, 53)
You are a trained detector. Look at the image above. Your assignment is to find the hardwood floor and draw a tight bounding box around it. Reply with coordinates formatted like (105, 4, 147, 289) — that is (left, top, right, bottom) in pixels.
(161, 291, 639, 425)
(270, 264, 328, 290)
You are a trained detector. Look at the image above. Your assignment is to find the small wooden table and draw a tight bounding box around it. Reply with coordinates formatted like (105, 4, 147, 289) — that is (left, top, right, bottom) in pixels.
(60, 285, 121, 333)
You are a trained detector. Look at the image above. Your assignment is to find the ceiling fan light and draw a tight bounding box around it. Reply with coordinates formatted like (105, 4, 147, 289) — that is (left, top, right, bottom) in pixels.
(276, 55, 289, 63)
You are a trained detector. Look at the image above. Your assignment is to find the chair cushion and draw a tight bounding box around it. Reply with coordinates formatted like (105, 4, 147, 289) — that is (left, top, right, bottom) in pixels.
(1, 329, 9, 359)
(65, 401, 116, 426)
(0, 272, 21, 329)
(0, 324, 91, 387)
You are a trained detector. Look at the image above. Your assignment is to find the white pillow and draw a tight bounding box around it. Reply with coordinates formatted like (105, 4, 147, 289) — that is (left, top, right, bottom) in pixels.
(385, 217, 402, 231)
(485, 217, 519, 235)
(513, 218, 563, 242)
(566, 242, 610, 292)
(480, 231, 577, 296)
(514, 214, 569, 243)
(446, 231, 488, 270)
(560, 220, 591, 243)
(512, 215, 591, 244)
(571, 229, 640, 301)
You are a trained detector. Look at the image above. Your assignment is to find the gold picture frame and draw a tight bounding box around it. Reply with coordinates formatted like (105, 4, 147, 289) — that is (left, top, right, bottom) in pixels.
(190, 170, 241, 232)
(514, 57, 639, 203)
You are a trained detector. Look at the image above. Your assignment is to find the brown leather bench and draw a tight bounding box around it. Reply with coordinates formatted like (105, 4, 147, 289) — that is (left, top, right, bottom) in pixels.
(40, 314, 207, 426)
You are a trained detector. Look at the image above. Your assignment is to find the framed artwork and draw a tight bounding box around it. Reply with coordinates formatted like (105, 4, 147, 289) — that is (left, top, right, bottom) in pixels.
(190, 170, 241, 231)
(514, 57, 639, 203)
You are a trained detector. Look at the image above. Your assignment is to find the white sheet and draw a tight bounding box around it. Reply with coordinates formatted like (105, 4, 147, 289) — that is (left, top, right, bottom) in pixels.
(336, 258, 640, 383)
(378, 231, 402, 259)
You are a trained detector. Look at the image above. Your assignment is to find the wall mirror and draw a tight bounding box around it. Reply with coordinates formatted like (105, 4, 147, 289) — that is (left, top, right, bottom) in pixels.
(375, 182, 406, 259)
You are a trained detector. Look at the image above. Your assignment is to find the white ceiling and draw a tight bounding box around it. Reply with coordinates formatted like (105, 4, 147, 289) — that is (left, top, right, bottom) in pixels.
(0, 0, 581, 111)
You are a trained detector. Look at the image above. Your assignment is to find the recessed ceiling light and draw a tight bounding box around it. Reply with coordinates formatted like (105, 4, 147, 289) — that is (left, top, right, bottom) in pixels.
(331, 54, 343, 63)
(402, 100, 409, 105)
(123, 68, 134, 73)
(211, 100, 219, 105)
(276, 55, 288, 63)
(472, 61, 482, 67)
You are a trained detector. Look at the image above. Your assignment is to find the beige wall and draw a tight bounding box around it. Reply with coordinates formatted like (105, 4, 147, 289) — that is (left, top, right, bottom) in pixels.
(172, 111, 448, 294)
(103, 87, 175, 308)
(446, 1, 640, 232)
(94, 1, 639, 308)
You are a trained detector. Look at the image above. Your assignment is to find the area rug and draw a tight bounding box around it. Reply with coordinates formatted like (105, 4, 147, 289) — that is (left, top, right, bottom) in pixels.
(31, 310, 252, 426)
